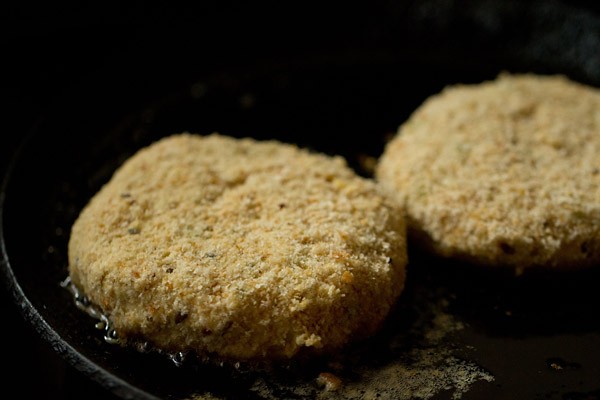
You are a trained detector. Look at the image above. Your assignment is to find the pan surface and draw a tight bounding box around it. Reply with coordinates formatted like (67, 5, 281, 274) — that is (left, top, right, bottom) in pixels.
(2, 1, 600, 399)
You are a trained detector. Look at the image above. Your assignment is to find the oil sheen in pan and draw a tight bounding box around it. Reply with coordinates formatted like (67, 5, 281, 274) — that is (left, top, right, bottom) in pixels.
(61, 276, 187, 367)
(61, 274, 494, 399)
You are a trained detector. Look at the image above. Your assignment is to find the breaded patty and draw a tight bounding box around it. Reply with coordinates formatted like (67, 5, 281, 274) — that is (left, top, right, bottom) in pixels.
(69, 133, 407, 360)
(377, 74, 600, 269)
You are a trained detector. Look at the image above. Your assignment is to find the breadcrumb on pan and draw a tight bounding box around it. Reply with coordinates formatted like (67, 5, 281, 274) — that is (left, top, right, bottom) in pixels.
(69, 133, 407, 360)
(377, 73, 600, 269)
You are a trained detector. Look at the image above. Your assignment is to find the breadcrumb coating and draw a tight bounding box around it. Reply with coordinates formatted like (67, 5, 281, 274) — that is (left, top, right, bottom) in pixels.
(377, 74, 600, 269)
(69, 133, 407, 360)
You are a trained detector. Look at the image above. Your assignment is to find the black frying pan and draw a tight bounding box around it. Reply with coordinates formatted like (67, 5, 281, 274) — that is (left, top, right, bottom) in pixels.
(2, 1, 600, 399)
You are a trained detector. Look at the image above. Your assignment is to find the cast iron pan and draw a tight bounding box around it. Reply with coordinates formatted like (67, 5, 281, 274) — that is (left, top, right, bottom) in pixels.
(2, 1, 600, 399)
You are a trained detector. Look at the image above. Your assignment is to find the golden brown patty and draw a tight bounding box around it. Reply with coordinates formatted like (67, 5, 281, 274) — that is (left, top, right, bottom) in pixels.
(377, 74, 600, 269)
(69, 133, 407, 360)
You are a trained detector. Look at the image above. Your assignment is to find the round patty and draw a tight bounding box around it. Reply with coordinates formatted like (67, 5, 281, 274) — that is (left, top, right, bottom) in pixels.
(377, 74, 600, 269)
(69, 133, 407, 360)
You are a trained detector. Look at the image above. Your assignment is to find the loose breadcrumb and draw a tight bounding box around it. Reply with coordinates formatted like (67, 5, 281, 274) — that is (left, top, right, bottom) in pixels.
(317, 372, 343, 391)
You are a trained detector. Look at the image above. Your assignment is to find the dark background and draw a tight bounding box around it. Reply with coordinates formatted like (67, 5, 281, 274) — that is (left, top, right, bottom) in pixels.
(2, 2, 600, 399)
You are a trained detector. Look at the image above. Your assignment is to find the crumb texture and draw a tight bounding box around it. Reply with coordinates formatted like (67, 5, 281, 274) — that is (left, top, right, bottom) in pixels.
(377, 74, 600, 268)
(69, 133, 407, 359)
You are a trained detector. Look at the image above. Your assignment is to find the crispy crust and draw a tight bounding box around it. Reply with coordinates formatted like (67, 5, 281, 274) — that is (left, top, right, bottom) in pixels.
(377, 74, 600, 269)
(69, 133, 407, 360)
